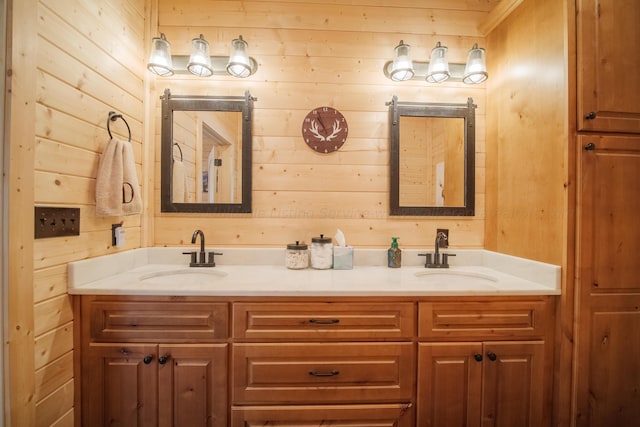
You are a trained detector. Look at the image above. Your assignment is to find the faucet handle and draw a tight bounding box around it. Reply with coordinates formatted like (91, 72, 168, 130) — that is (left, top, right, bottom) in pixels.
(442, 253, 456, 267)
(182, 251, 197, 265)
(418, 253, 433, 268)
(207, 252, 223, 267)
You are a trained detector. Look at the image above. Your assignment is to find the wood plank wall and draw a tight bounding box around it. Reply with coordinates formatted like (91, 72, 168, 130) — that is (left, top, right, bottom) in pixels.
(152, 0, 496, 249)
(31, 1, 148, 425)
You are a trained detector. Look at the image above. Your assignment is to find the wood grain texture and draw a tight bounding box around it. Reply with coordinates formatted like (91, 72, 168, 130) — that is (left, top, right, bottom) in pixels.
(152, 0, 490, 248)
(485, 0, 567, 265)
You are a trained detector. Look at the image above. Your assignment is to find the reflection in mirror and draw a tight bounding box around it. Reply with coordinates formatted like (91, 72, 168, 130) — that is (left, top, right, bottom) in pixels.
(389, 97, 476, 216)
(161, 89, 254, 213)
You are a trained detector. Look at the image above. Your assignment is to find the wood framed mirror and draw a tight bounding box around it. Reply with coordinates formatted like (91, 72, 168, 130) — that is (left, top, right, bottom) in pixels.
(160, 88, 254, 213)
(389, 97, 476, 216)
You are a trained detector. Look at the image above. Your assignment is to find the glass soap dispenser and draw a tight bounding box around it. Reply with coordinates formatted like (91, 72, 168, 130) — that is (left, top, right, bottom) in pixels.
(388, 237, 402, 268)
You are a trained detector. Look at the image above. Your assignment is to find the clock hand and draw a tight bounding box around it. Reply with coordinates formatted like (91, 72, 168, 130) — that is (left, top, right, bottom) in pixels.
(316, 116, 327, 133)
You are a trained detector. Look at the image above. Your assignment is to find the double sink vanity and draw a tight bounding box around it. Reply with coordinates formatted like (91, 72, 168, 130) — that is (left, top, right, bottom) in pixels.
(70, 245, 559, 426)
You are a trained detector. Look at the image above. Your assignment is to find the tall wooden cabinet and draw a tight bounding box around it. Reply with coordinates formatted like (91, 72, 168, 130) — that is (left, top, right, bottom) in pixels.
(574, 0, 640, 425)
(576, 0, 640, 133)
(575, 136, 640, 426)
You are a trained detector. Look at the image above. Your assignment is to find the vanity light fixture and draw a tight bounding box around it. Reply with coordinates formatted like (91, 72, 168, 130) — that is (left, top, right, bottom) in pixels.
(389, 40, 415, 81)
(147, 33, 174, 77)
(426, 42, 450, 83)
(226, 36, 252, 78)
(383, 41, 488, 84)
(463, 43, 488, 84)
(147, 33, 258, 78)
(187, 34, 214, 77)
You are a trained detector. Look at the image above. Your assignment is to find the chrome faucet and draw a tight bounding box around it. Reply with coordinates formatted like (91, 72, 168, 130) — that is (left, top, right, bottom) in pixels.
(418, 230, 455, 268)
(183, 229, 222, 267)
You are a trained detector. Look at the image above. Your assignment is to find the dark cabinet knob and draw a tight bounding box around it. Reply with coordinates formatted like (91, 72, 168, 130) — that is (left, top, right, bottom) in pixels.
(487, 352, 497, 361)
(143, 355, 153, 364)
(473, 353, 483, 362)
(585, 111, 596, 120)
(158, 354, 171, 365)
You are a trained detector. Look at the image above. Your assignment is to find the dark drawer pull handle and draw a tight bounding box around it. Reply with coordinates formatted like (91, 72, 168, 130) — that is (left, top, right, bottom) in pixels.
(158, 354, 171, 365)
(143, 355, 153, 365)
(309, 369, 340, 377)
(487, 352, 497, 362)
(473, 353, 483, 362)
(309, 318, 340, 325)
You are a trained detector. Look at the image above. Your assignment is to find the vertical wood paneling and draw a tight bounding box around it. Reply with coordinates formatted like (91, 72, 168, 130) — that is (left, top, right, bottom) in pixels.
(153, 1, 490, 248)
(485, 0, 567, 265)
(6, 0, 38, 425)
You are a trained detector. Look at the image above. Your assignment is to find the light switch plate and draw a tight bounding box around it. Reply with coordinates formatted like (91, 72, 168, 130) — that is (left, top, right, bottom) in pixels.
(34, 206, 80, 238)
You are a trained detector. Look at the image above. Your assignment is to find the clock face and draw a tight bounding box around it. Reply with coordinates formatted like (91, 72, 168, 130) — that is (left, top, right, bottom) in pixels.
(301, 107, 348, 153)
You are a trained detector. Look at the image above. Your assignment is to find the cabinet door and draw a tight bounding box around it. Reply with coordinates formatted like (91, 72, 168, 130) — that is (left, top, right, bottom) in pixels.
(158, 344, 228, 427)
(83, 343, 158, 427)
(577, 0, 640, 133)
(417, 343, 483, 427)
(481, 341, 545, 427)
(231, 403, 414, 427)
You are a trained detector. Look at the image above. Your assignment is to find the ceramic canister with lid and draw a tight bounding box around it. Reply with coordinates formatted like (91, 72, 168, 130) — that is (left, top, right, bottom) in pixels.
(310, 234, 333, 269)
(285, 241, 309, 269)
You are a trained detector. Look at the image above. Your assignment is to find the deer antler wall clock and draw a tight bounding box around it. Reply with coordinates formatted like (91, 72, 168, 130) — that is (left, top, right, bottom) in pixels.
(301, 106, 348, 153)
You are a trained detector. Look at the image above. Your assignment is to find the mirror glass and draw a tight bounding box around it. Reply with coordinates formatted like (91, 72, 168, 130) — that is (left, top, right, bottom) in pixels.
(161, 89, 253, 213)
(389, 97, 476, 216)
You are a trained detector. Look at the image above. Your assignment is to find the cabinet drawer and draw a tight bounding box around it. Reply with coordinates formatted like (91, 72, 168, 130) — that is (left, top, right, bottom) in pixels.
(86, 300, 229, 342)
(232, 342, 415, 404)
(419, 300, 548, 340)
(233, 302, 415, 341)
(231, 403, 414, 427)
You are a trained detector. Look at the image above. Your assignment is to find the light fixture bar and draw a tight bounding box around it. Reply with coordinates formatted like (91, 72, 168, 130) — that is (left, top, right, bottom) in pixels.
(169, 55, 259, 76)
(383, 61, 468, 82)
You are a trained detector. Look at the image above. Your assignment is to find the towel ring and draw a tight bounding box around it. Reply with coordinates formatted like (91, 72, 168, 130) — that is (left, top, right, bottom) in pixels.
(107, 111, 132, 142)
(173, 143, 183, 162)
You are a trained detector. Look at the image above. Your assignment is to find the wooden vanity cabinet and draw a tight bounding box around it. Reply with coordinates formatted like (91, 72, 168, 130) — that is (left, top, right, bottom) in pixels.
(417, 298, 552, 427)
(230, 301, 416, 426)
(79, 297, 229, 427)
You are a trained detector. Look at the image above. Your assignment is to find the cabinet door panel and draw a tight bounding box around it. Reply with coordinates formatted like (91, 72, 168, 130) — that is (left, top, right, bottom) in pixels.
(587, 295, 640, 426)
(418, 343, 482, 427)
(158, 344, 228, 427)
(481, 341, 545, 427)
(83, 343, 158, 427)
(577, 0, 640, 132)
(580, 136, 640, 291)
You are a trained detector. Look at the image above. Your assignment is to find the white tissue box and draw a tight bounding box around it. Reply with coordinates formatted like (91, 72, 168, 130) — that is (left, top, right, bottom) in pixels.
(333, 246, 353, 270)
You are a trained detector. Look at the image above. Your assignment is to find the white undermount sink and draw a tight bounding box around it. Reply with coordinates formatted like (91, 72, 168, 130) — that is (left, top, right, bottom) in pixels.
(414, 269, 498, 286)
(139, 268, 228, 286)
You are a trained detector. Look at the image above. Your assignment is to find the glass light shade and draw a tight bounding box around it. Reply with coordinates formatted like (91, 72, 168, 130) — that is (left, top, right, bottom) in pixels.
(226, 36, 252, 78)
(426, 42, 450, 83)
(187, 35, 213, 77)
(389, 41, 414, 81)
(147, 33, 174, 77)
(463, 44, 488, 84)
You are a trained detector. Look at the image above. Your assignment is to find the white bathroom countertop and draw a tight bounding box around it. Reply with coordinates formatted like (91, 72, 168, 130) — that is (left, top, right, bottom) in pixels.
(67, 247, 561, 297)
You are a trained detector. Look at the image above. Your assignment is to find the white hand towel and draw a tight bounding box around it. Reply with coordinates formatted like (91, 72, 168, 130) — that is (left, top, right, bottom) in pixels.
(95, 138, 143, 216)
(121, 140, 142, 215)
(172, 160, 187, 202)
